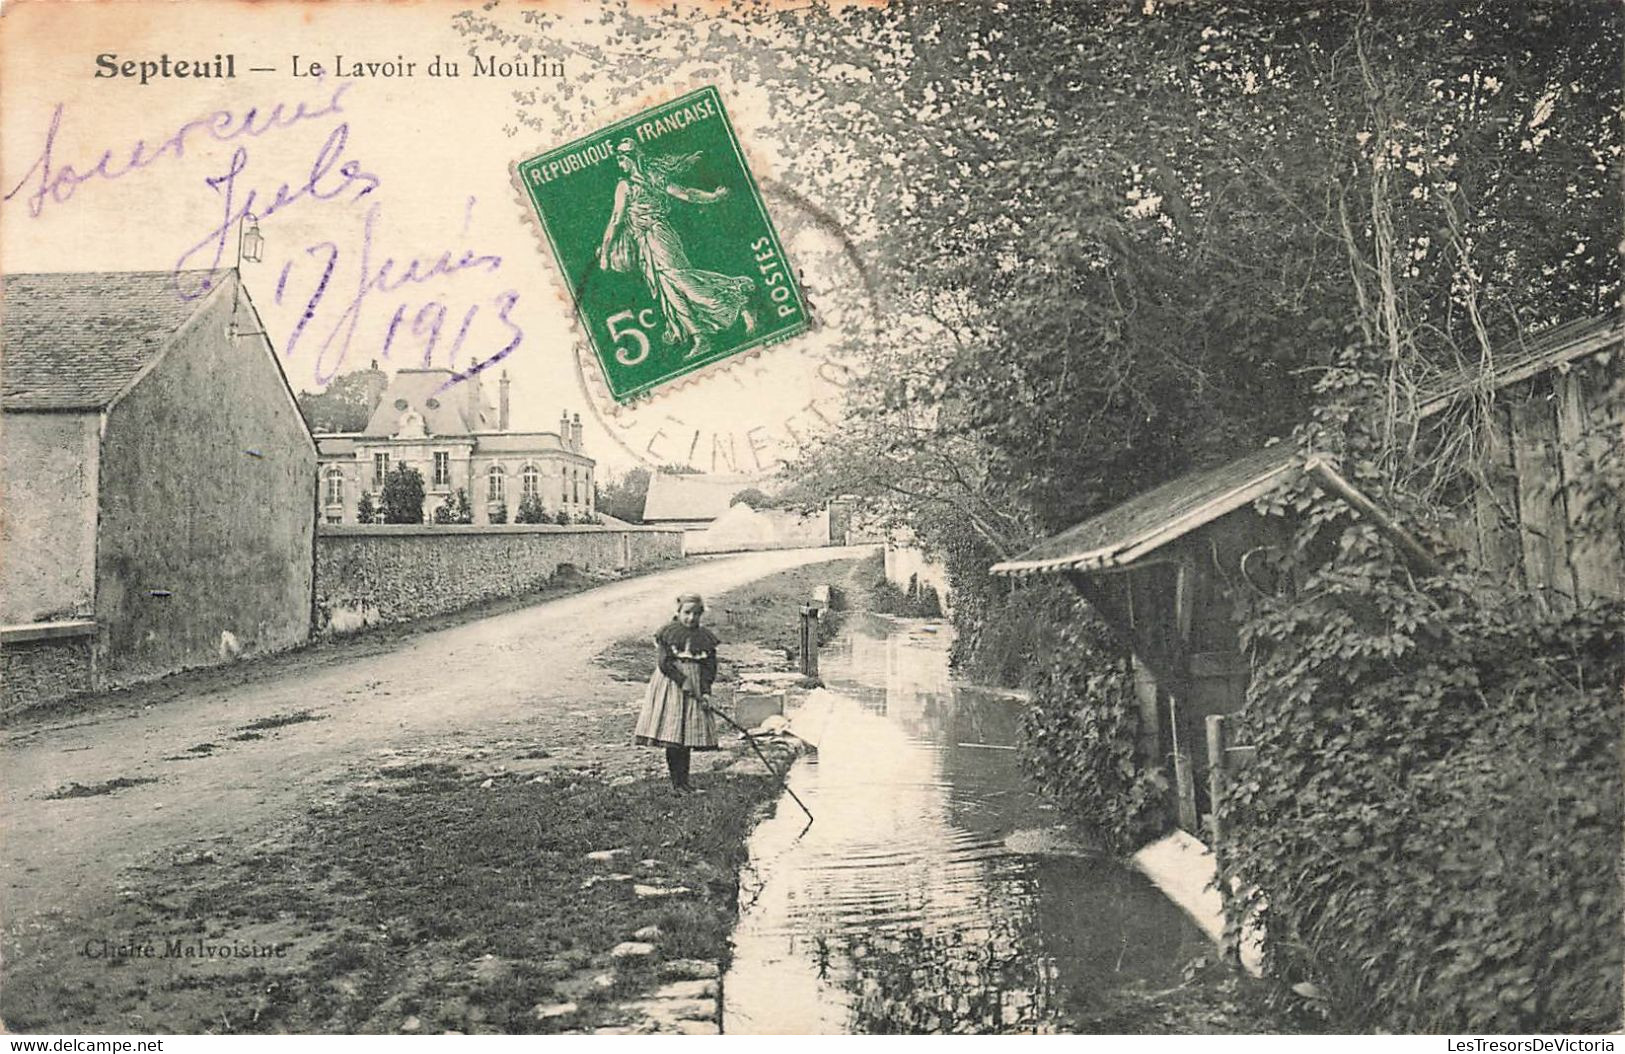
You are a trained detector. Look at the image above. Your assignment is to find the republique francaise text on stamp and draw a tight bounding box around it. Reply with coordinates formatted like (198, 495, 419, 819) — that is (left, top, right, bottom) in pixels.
(515, 86, 809, 404)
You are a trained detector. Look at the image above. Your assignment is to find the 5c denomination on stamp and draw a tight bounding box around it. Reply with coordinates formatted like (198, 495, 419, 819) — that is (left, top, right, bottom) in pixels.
(515, 86, 808, 404)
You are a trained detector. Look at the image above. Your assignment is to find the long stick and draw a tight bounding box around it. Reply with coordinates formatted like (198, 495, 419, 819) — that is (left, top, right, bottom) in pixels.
(704, 701, 815, 826)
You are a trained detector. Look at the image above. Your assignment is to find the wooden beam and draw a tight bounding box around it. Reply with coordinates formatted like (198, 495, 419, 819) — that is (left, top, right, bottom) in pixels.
(1304, 457, 1443, 576)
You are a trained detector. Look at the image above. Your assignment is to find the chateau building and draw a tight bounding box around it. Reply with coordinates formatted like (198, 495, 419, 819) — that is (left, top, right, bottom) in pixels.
(314, 368, 595, 525)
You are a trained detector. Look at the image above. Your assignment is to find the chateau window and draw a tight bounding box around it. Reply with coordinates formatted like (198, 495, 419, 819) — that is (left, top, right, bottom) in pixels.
(373, 453, 390, 486)
(522, 464, 540, 497)
(434, 451, 450, 487)
(487, 465, 506, 502)
(324, 467, 344, 506)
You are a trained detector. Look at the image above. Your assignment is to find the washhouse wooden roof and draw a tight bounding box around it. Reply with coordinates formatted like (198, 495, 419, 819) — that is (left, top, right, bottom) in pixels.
(990, 446, 1300, 577)
(991, 313, 1622, 579)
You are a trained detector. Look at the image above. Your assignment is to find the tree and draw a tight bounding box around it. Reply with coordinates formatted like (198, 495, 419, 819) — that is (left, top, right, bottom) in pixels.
(729, 487, 775, 509)
(489, 500, 509, 525)
(356, 491, 378, 525)
(515, 493, 547, 523)
(296, 369, 383, 434)
(453, 488, 473, 524)
(380, 465, 425, 524)
(595, 467, 651, 523)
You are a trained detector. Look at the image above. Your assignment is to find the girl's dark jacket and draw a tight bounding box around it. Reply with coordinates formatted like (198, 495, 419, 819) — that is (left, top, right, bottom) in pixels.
(655, 622, 719, 697)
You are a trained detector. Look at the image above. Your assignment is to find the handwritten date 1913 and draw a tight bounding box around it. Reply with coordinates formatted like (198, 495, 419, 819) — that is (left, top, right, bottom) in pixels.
(279, 199, 522, 389)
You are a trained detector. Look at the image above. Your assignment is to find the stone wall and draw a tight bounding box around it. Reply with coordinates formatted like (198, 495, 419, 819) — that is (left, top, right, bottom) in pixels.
(315, 524, 685, 627)
(1, 622, 96, 715)
(685, 506, 832, 555)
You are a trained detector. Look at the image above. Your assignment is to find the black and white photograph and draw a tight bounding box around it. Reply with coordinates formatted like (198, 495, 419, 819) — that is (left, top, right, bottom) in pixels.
(0, 0, 1619, 1040)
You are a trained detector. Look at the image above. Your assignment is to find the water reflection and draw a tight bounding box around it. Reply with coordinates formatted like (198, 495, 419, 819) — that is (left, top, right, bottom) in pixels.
(723, 615, 1206, 1035)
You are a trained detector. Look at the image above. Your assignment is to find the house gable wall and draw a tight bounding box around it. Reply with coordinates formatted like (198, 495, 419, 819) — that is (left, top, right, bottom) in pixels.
(96, 285, 315, 683)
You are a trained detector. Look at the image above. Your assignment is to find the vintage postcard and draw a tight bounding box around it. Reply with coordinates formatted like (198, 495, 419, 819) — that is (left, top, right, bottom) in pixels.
(1, 0, 1618, 1042)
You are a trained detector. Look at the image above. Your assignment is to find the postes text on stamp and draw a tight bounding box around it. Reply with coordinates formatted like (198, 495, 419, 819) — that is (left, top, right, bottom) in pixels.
(516, 87, 808, 404)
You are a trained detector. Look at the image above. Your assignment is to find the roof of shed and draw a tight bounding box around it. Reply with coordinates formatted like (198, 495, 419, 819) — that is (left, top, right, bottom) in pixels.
(641, 472, 757, 523)
(1417, 313, 1624, 415)
(991, 312, 1622, 579)
(2, 270, 218, 410)
(990, 446, 1300, 577)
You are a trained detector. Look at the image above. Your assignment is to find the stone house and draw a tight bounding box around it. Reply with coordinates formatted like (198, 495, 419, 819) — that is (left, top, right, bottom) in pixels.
(313, 369, 595, 525)
(1, 270, 317, 710)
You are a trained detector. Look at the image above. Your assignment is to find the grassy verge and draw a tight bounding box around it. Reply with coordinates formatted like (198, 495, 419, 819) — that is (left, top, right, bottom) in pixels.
(1, 769, 782, 1034)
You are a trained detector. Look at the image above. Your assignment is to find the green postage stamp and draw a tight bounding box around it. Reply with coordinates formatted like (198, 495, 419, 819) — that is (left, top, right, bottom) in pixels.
(516, 87, 809, 403)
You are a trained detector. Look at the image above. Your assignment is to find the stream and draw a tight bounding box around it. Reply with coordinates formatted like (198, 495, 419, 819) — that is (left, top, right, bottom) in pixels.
(722, 614, 1208, 1034)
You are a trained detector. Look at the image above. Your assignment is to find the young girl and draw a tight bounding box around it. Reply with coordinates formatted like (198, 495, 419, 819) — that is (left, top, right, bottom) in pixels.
(634, 593, 721, 791)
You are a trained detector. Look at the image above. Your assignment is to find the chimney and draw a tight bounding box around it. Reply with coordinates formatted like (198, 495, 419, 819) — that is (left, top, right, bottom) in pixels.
(464, 368, 485, 430)
(560, 409, 571, 443)
(360, 360, 388, 417)
(498, 371, 511, 432)
(572, 413, 583, 452)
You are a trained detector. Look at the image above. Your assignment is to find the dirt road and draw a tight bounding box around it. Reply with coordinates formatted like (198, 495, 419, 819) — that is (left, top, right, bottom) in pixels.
(1, 547, 870, 938)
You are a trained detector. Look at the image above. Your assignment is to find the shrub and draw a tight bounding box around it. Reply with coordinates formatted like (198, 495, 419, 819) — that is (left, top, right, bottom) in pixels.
(866, 576, 944, 619)
(1017, 603, 1170, 853)
(380, 466, 425, 524)
(355, 491, 378, 525)
(488, 501, 508, 525)
(515, 493, 547, 524)
(959, 580, 1073, 690)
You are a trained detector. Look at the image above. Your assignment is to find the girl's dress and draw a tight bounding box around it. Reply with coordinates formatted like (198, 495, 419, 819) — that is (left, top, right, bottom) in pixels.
(633, 622, 721, 750)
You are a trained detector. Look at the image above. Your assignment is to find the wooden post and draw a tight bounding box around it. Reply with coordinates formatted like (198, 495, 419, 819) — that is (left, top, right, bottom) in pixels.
(798, 604, 820, 678)
(1131, 656, 1162, 773)
(1170, 693, 1199, 833)
(1206, 713, 1228, 844)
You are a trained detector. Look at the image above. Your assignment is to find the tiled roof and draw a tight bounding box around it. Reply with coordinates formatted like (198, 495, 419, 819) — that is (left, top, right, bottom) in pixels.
(992, 313, 1623, 578)
(473, 431, 568, 455)
(2, 270, 216, 410)
(362, 369, 496, 437)
(641, 472, 758, 522)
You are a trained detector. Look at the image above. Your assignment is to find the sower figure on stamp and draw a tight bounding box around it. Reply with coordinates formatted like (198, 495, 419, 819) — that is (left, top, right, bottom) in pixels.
(634, 593, 721, 792)
(597, 139, 756, 360)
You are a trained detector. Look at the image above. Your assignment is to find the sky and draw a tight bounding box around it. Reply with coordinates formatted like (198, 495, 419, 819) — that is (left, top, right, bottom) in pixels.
(0, 0, 875, 479)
